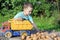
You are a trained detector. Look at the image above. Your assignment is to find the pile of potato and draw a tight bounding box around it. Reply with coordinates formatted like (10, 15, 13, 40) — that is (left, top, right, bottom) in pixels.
(21, 31, 60, 40)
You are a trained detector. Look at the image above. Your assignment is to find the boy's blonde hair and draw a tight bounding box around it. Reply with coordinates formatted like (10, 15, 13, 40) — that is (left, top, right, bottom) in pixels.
(23, 2, 33, 9)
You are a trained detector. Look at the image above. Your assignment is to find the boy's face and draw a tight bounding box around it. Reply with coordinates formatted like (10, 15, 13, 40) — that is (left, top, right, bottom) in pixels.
(24, 7, 33, 15)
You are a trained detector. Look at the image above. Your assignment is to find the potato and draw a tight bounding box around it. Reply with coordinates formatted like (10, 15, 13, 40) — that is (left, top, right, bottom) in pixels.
(53, 38, 58, 40)
(56, 37, 60, 40)
(21, 36, 25, 40)
(32, 34, 37, 40)
(36, 32, 40, 35)
(21, 35, 26, 40)
(38, 38, 43, 40)
(31, 34, 34, 38)
(40, 35, 45, 39)
(50, 33, 57, 38)
(26, 36, 32, 40)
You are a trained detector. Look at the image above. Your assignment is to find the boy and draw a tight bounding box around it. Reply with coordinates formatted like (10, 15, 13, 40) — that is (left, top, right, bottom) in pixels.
(14, 2, 39, 32)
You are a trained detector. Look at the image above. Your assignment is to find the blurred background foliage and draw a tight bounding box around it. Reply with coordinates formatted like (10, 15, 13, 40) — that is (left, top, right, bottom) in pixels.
(0, 0, 60, 31)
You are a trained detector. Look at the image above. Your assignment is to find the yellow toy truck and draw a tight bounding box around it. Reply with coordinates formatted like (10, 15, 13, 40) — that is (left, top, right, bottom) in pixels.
(0, 19, 37, 38)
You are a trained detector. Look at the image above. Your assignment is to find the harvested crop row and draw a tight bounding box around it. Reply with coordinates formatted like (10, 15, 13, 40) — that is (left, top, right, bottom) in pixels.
(21, 31, 60, 40)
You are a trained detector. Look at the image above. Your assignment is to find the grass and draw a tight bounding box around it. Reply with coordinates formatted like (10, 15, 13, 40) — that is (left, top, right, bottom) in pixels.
(33, 16, 60, 31)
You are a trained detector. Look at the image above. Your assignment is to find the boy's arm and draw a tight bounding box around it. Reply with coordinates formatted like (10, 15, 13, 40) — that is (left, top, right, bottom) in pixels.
(14, 17, 23, 21)
(14, 12, 23, 21)
(29, 16, 39, 32)
(31, 22, 40, 32)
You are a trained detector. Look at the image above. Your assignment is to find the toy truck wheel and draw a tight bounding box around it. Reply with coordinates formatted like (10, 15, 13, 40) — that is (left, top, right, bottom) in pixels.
(5, 32, 12, 38)
(21, 32, 27, 36)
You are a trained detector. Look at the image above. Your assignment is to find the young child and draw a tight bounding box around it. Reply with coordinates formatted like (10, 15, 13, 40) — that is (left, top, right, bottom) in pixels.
(14, 2, 39, 32)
